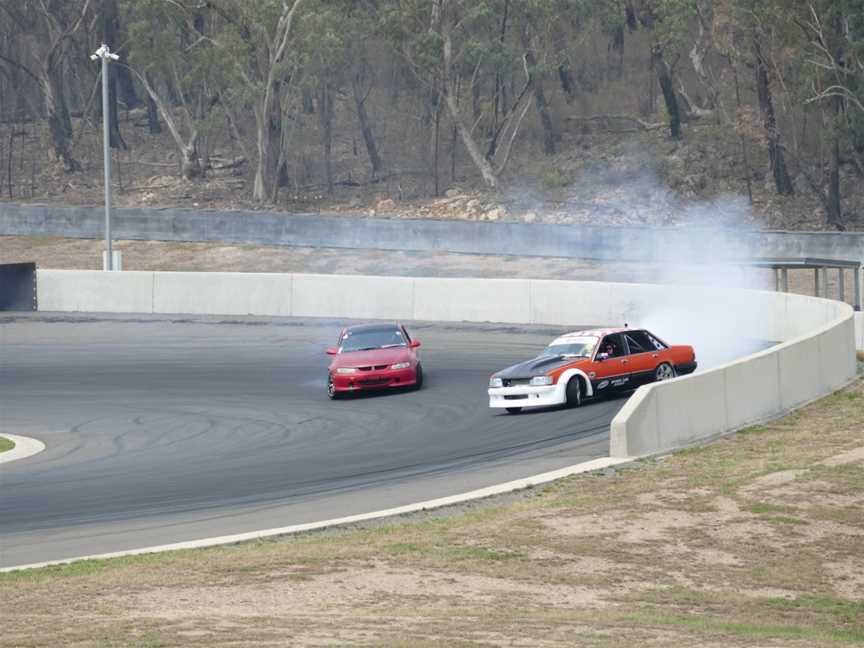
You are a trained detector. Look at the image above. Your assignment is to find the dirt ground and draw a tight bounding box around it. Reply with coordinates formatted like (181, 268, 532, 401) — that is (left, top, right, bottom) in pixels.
(2, 381, 863, 647)
(1, 235, 857, 307)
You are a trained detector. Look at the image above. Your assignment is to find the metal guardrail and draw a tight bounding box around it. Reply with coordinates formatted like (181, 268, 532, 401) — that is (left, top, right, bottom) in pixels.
(749, 257, 862, 311)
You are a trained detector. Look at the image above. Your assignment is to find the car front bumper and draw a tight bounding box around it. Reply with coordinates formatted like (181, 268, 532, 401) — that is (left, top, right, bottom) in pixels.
(332, 366, 417, 393)
(488, 383, 566, 409)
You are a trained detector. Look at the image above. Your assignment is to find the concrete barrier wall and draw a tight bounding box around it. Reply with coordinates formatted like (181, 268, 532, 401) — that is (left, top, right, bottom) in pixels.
(415, 278, 531, 323)
(6, 202, 864, 263)
(37, 269, 858, 459)
(38, 270, 155, 313)
(856, 312, 864, 352)
(292, 274, 414, 320)
(153, 272, 293, 317)
(610, 295, 856, 458)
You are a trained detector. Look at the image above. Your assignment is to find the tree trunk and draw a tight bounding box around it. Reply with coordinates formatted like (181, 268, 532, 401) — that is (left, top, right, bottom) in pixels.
(431, 92, 441, 196)
(753, 37, 793, 195)
(144, 73, 161, 134)
(352, 71, 383, 176)
(101, 0, 127, 149)
(41, 68, 79, 172)
(319, 83, 334, 195)
(492, 0, 509, 136)
(253, 81, 283, 202)
(522, 27, 557, 155)
(552, 27, 577, 101)
(103, 0, 139, 108)
(180, 138, 201, 180)
(444, 86, 497, 188)
(450, 123, 457, 182)
(116, 64, 140, 109)
(827, 134, 842, 228)
(652, 45, 680, 139)
(826, 34, 845, 230)
(302, 87, 315, 114)
(732, 59, 753, 203)
(133, 66, 200, 178)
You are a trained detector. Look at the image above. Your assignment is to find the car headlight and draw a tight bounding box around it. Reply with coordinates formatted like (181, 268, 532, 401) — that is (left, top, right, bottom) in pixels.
(530, 375, 553, 386)
(391, 362, 411, 370)
(336, 367, 357, 375)
(489, 377, 503, 388)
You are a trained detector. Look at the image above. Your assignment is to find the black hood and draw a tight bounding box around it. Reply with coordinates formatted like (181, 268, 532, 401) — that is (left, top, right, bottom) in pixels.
(494, 355, 588, 379)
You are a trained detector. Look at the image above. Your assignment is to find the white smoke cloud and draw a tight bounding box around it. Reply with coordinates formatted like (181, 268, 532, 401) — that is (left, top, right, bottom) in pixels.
(528, 166, 777, 369)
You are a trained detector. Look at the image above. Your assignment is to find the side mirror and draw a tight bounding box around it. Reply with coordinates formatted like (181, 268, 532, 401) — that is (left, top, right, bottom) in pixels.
(325, 347, 338, 355)
(596, 352, 608, 362)
(410, 340, 421, 348)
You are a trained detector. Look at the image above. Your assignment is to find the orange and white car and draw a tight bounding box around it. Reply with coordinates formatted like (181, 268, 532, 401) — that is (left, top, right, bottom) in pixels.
(488, 327, 696, 414)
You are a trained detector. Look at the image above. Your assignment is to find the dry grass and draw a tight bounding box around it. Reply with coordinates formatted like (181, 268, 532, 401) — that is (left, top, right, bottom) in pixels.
(2, 382, 864, 647)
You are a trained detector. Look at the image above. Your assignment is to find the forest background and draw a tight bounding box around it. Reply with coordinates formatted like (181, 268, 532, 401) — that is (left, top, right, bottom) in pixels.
(1, 0, 863, 231)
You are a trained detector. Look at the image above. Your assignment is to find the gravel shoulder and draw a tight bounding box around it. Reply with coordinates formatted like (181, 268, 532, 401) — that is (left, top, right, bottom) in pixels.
(2, 381, 863, 647)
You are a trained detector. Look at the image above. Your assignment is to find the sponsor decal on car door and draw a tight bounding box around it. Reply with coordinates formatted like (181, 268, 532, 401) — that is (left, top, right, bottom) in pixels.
(591, 334, 632, 392)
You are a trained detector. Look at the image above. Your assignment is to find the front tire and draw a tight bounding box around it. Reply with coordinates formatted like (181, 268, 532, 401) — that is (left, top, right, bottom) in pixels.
(505, 407, 523, 414)
(414, 364, 424, 390)
(566, 377, 583, 408)
(327, 374, 339, 400)
(654, 362, 676, 382)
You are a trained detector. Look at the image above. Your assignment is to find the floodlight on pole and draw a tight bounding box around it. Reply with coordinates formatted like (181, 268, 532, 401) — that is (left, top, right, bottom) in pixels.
(91, 43, 120, 271)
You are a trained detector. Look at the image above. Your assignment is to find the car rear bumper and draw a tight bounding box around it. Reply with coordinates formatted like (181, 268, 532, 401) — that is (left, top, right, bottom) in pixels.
(675, 362, 698, 375)
(488, 383, 566, 409)
(332, 367, 417, 393)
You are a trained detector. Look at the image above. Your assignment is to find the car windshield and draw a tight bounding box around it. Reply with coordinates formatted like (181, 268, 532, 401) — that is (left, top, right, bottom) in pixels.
(541, 337, 597, 358)
(339, 328, 407, 353)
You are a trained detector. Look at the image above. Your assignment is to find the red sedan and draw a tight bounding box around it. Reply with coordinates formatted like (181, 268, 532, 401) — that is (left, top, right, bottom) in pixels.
(326, 323, 423, 399)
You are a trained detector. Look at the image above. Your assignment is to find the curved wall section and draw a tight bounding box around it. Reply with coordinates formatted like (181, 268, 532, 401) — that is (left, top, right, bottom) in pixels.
(36, 270, 858, 457)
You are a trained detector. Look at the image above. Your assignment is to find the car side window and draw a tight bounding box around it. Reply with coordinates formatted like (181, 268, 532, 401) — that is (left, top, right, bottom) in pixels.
(624, 333, 646, 354)
(625, 331, 655, 354)
(646, 333, 667, 350)
(599, 334, 625, 358)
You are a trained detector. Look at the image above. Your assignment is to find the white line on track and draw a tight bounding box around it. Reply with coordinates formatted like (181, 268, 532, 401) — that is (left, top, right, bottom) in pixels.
(1, 455, 633, 572)
(0, 434, 45, 465)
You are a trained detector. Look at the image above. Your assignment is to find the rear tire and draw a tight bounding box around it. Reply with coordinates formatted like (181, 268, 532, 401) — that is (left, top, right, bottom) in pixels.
(566, 377, 583, 408)
(654, 363, 676, 382)
(414, 364, 424, 390)
(505, 407, 523, 414)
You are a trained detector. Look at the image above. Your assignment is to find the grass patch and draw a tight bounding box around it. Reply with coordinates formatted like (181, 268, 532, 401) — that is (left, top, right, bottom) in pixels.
(96, 636, 166, 648)
(766, 595, 864, 620)
(539, 169, 572, 189)
(626, 609, 864, 643)
(0, 550, 191, 583)
(445, 546, 524, 561)
(0, 436, 15, 453)
(748, 502, 793, 515)
(764, 515, 809, 525)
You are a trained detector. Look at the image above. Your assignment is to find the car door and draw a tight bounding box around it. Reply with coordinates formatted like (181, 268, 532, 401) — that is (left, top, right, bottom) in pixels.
(622, 330, 658, 387)
(591, 333, 632, 393)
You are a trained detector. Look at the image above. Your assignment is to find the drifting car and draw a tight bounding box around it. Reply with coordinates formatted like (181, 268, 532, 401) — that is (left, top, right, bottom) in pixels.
(488, 327, 696, 414)
(326, 323, 423, 399)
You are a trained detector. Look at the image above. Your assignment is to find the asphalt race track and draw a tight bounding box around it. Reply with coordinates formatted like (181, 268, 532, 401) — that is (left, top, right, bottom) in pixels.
(0, 315, 623, 568)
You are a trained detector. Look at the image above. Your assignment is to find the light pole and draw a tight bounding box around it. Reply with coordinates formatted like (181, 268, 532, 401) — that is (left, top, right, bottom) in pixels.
(91, 44, 119, 271)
